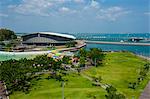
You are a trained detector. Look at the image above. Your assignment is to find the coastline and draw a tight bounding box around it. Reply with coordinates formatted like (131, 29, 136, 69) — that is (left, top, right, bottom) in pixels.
(0, 41, 149, 62)
(136, 54, 150, 61)
(0, 51, 51, 55)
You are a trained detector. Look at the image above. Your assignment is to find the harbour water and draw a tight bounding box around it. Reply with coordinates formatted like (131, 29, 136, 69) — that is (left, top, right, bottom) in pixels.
(0, 33, 149, 61)
(16, 32, 150, 57)
(73, 33, 150, 57)
(86, 43, 150, 57)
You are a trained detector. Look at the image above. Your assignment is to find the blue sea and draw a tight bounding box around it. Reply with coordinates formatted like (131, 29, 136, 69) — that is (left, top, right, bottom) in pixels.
(72, 33, 150, 57)
(16, 33, 150, 57)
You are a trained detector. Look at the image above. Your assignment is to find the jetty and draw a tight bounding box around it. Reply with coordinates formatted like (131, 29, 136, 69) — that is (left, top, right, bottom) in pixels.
(85, 41, 150, 46)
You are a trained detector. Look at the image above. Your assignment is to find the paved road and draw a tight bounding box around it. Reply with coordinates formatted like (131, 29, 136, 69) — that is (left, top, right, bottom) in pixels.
(140, 81, 150, 99)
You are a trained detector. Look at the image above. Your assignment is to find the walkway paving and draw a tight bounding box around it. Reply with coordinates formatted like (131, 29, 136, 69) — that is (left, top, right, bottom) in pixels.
(140, 81, 150, 99)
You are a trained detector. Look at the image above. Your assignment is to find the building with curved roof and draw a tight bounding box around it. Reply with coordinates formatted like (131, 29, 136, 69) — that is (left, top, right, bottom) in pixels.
(22, 32, 76, 46)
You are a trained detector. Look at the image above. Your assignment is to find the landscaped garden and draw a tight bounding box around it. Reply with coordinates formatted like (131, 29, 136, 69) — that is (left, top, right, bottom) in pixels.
(5, 51, 149, 99)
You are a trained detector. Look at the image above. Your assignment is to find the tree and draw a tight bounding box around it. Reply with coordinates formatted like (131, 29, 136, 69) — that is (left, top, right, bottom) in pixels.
(105, 85, 126, 99)
(79, 57, 86, 67)
(77, 68, 81, 75)
(92, 76, 102, 83)
(0, 59, 34, 93)
(88, 48, 104, 66)
(0, 28, 17, 41)
(106, 85, 117, 95)
(128, 82, 137, 89)
(79, 48, 87, 57)
(5, 43, 13, 52)
(62, 56, 70, 64)
(144, 63, 150, 71)
(65, 41, 76, 48)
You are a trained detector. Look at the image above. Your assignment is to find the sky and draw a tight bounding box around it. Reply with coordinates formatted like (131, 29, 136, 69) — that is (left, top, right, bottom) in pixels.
(0, 0, 150, 33)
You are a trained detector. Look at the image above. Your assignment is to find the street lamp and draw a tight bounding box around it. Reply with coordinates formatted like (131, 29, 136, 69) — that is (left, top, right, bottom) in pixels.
(62, 81, 65, 99)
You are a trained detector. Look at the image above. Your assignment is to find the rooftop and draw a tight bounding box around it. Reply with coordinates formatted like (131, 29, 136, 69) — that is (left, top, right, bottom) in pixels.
(25, 32, 76, 40)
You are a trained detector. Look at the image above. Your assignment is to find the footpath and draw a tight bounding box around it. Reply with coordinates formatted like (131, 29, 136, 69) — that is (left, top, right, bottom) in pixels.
(140, 81, 150, 99)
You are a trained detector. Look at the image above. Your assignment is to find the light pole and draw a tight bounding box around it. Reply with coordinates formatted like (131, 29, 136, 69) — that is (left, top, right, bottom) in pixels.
(95, 58, 97, 66)
(62, 81, 64, 99)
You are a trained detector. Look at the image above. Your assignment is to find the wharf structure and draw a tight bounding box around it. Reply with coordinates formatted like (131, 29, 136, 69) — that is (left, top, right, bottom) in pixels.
(85, 41, 150, 46)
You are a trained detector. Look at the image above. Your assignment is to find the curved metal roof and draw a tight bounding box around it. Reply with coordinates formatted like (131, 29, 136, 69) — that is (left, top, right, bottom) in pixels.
(36, 32, 76, 39)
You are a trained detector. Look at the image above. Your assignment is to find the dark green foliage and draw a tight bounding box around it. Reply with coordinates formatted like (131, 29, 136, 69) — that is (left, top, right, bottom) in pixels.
(33, 55, 54, 71)
(77, 68, 81, 75)
(88, 48, 105, 66)
(105, 85, 126, 99)
(62, 56, 70, 64)
(51, 60, 63, 71)
(79, 56, 86, 67)
(79, 48, 87, 57)
(0, 55, 65, 93)
(0, 42, 5, 46)
(128, 63, 150, 89)
(128, 82, 137, 89)
(0, 59, 33, 93)
(0, 28, 17, 41)
(106, 85, 117, 94)
(78, 48, 105, 67)
(143, 63, 150, 71)
(65, 41, 76, 48)
(92, 76, 102, 83)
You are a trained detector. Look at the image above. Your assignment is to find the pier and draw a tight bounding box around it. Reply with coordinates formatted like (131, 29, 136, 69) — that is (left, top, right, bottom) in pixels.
(85, 41, 150, 46)
(78, 37, 150, 42)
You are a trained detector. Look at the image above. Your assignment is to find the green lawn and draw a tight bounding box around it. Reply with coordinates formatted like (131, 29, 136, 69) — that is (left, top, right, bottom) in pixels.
(10, 52, 150, 99)
(83, 52, 150, 99)
(10, 73, 106, 99)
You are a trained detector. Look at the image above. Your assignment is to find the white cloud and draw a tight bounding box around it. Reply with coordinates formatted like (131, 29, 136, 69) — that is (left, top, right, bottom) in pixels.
(59, 7, 70, 13)
(90, 0, 100, 8)
(59, 7, 77, 15)
(9, 0, 81, 16)
(97, 6, 130, 21)
(74, 0, 85, 3)
(83, 0, 100, 11)
(9, 0, 54, 16)
(144, 12, 150, 16)
(0, 13, 8, 17)
(7, 0, 130, 21)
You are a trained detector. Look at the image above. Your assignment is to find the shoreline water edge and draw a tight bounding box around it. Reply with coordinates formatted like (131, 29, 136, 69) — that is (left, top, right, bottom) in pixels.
(0, 50, 149, 61)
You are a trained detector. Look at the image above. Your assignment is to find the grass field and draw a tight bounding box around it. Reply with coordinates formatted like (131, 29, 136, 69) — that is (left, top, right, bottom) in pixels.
(10, 73, 106, 99)
(10, 52, 150, 99)
(83, 52, 150, 99)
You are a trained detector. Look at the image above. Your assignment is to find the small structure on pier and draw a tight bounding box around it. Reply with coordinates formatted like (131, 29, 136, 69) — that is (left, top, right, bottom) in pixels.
(128, 37, 146, 42)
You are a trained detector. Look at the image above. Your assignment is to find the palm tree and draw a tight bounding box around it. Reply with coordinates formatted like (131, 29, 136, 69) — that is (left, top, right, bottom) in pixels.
(88, 48, 104, 66)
